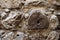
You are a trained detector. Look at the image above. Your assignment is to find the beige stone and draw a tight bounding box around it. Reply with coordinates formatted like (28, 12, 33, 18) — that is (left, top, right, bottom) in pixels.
(0, 0, 22, 8)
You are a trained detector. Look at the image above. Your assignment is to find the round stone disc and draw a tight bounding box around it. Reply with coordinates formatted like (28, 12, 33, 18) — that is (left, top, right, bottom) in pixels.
(28, 12, 49, 30)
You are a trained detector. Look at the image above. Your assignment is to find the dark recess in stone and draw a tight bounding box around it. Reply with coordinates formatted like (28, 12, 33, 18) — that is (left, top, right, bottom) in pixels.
(58, 35, 60, 40)
(55, 15, 60, 30)
(56, 15, 60, 24)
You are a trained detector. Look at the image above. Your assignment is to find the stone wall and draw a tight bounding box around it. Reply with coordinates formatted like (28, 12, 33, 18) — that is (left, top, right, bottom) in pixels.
(0, 0, 60, 40)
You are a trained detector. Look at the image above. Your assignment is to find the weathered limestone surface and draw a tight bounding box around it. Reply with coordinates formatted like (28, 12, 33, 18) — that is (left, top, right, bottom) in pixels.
(0, 0, 60, 40)
(0, 0, 23, 8)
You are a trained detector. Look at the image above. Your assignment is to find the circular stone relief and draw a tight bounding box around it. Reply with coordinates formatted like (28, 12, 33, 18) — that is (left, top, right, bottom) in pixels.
(28, 10, 49, 30)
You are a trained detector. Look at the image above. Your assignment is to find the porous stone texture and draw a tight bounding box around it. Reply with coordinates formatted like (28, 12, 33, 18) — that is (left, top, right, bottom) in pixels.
(0, 0, 23, 8)
(46, 31, 59, 40)
(0, 0, 60, 40)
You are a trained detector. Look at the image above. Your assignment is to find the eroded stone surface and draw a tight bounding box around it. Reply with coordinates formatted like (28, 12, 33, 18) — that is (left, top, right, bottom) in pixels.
(0, 0, 23, 8)
(1, 10, 23, 29)
(46, 31, 59, 40)
(0, 0, 60, 40)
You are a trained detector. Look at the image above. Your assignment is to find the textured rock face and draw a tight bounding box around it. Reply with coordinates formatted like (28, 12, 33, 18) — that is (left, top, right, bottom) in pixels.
(0, 0, 60, 40)
(0, 0, 23, 8)
(1, 10, 23, 29)
(46, 31, 59, 40)
(28, 9, 49, 30)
